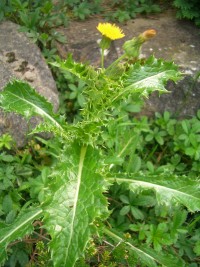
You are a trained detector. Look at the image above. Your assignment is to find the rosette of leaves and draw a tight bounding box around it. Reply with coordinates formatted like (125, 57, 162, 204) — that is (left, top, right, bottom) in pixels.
(0, 53, 200, 267)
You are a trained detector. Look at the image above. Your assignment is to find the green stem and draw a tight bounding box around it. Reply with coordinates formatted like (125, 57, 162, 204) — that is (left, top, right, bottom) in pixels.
(188, 214, 200, 230)
(101, 49, 105, 68)
(105, 53, 126, 72)
(103, 227, 158, 263)
(103, 228, 123, 243)
(109, 136, 134, 170)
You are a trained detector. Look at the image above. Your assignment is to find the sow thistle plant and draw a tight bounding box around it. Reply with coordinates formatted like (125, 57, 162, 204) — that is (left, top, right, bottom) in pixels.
(0, 22, 200, 267)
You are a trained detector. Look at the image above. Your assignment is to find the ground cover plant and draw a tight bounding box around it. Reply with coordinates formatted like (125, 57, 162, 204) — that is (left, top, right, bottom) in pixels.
(0, 0, 162, 56)
(1, 20, 200, 267)
(173, 0, 200, 27)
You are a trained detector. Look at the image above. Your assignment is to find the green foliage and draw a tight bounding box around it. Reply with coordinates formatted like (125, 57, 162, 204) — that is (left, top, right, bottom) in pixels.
(43, 144, 108, 267)
(0, 138, 55, 266)
(2, 2, 199, 266)
(0, 134, 13, 150)
(0, 25, 199, 267)
(1, 0, 162, 32)
(105, 0, 161, 22)
(0, 0, 68, 60)
(173, 0, 200, 27)
(55, 70, 87, 120)
(51, 55, 180, 126)
(100, 109, 200, 265)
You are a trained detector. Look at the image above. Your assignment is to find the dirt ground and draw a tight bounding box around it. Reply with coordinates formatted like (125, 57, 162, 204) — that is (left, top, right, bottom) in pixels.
(56, 9, 200, 118)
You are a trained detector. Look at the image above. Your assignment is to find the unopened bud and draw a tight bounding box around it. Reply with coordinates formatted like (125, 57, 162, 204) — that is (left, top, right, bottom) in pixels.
(123, 29, 156, 58)
(140, 29, 156, 41)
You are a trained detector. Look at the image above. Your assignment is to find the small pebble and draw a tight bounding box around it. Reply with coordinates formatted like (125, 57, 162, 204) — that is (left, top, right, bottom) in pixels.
(24, 71, 35, 82)
(184, 70, 193, 75)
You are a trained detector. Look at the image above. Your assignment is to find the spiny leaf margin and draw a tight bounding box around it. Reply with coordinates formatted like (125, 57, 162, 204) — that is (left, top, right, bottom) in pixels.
(122, 56, 182, 97)
(0, 207, 42, 265)
(0, 80, 67, 137)
(104, 228, 184, 267)
(42, 144, 109, 267)
(107, 173, 200, 212)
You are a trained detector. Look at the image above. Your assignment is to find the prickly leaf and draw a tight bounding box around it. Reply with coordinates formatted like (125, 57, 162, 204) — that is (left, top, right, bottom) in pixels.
(43, 144, 108, 267)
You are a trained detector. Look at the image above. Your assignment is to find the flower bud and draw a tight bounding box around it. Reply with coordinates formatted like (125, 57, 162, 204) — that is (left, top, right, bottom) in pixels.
(140, 29, 156, 41)
(123, 38, 143, 58)
(123, 29, 156, 58)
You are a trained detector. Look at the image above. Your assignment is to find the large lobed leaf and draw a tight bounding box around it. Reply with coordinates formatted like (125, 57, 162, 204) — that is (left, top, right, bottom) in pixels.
(0, 207, 42, 265)
(107, 173, 200, 212)
(43, 144, 108, 267)
(122, 56, 182, 97)
(0, 80, 66, 137)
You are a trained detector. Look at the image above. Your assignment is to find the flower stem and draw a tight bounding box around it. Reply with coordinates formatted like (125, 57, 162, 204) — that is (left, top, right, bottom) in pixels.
(105, 53, 126, 72)
(101, 49, 105, 68)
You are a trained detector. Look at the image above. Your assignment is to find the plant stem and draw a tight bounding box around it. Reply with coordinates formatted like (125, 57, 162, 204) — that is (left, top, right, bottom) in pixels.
(103, 228, 123, 243)
(103, 227, 158, 263)
(101, 49, 105, 68)
(105, 53, 126, 73)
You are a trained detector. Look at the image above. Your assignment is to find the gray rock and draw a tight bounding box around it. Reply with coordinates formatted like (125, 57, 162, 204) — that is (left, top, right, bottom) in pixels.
(0, 21, 59, 147)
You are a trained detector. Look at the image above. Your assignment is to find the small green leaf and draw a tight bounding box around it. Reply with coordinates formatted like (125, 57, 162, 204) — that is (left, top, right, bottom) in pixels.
(131, 206, 144, 220)
(146, 161, 155, 172)
(119, 195, 130, 204)
(194, 240, 200, 256)
(129, 154, 141, 173)
(155, 135, 164, 145)
(189, 133, 198, 147)
(5, 210, 17, 224)
(77, 93, 86, 107)
(181, 120, 189, 134)
(0, 154, 15, 162)
(185, 147, 195, 157)
(145, 134, 154, 142)
(163, 111, 170, 121)
(120, 205, 130, 216)
(2, 194, 13, 213)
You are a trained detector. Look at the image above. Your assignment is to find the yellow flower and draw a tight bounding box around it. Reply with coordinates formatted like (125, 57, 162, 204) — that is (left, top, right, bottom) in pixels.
(97, 23, 125, 40)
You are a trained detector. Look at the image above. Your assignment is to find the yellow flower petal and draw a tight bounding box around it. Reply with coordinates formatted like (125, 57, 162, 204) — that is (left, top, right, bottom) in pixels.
(97, 23, 125, 40)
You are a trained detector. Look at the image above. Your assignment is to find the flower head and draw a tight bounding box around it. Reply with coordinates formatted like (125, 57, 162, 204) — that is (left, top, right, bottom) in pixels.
(97, 23, 125, 40)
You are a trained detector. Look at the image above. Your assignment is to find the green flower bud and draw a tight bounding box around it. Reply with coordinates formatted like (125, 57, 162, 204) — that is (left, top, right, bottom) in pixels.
(123, 29, 156, 58)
